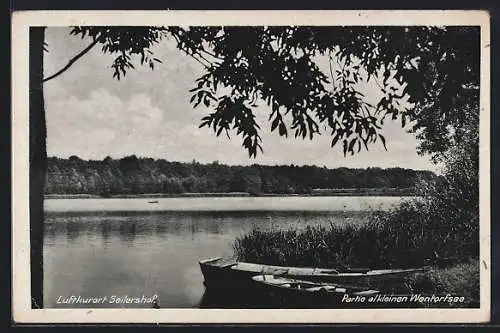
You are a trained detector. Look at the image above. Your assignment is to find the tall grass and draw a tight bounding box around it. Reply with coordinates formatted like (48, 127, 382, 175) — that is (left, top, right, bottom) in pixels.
(234, 198, 478, 269)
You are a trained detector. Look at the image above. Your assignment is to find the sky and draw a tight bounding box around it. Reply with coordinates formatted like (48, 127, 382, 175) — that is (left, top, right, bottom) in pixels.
(43, 27, 438, 172)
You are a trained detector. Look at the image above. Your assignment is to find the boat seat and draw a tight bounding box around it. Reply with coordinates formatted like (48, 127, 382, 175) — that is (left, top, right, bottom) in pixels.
(264, 268, 289, 276)
(336, 268, 371, 274)
(317, 269, 340, 274)
(221, 262, 238, 268)
(305, 286, 339, 292)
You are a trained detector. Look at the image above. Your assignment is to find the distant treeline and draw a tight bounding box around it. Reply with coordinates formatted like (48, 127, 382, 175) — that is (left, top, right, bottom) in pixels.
(45, 155, 438, 196)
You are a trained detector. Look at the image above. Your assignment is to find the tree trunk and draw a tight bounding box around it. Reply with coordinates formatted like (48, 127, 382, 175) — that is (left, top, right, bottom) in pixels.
(29, 27, 46, 309)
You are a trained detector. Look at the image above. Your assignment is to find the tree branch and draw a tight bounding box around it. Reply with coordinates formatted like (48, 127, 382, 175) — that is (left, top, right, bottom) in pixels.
(199, 47, 224, 62)
(43, 37, 100, 83)
(171, 33, 211, 69)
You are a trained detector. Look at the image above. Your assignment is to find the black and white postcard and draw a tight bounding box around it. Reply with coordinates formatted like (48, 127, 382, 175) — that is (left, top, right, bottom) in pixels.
(12, 10, 491, 323)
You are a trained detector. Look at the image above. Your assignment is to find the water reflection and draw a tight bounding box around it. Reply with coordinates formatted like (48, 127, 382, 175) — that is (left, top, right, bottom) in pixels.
(154, 219, 167, 239)
(118, 223, 137, 246)
(45, 211, 346, 241)
(65, 221, 83, 242)
(44, 210, 371, 308)
(45, 211, 239, 240)
(100, 221, 112, 249)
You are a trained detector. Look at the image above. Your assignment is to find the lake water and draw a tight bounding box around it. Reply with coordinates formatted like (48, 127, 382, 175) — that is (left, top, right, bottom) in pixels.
(43, 196, 405, 308)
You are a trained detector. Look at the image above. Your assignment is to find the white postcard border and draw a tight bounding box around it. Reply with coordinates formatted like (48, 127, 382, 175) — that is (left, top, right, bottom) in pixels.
(11, 10, 491, 323)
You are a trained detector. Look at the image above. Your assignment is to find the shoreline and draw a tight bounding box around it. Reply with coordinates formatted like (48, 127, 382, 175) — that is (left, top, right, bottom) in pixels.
(45, 189, 416, 199)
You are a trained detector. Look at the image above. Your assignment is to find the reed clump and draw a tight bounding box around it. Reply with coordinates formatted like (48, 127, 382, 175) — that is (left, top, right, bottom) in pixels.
(234, 197, 478, 269)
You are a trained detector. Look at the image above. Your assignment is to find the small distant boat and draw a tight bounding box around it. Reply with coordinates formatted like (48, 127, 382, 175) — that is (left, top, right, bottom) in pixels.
(199, 257, 427, 290)
(148, 200, 159, 204)
(251, 275, 379, 306)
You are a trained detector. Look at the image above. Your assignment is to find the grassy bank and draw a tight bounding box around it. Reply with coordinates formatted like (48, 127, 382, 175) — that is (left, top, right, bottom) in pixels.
(405, 259, 479, 307)
(233, 222, 479, 307)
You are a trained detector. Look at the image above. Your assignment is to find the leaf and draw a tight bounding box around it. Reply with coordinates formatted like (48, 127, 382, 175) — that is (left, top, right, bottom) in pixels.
(331, 134, 340, 147)
(271, 118, 279, 131)
(379, 134, 387, 151)
(193, 96, 202, 108)
(348, 138, 357, 153)
(257, 143, 264, 154)
(278, 123, 287, 137)
(243, 136, 251, 148)
(383, 68, 391, 86)
(199, 120, 211, 128)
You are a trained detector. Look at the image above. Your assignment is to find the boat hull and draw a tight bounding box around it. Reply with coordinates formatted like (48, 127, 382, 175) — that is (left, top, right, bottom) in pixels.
(250, 275, 380, 307)
(199, 257, 426, 292)
(199, 258, 256, 289)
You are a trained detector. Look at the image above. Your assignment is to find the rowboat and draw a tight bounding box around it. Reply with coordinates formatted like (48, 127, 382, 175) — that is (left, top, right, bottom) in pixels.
(199, 257, 427, 290)
(251, 275, 380, 306)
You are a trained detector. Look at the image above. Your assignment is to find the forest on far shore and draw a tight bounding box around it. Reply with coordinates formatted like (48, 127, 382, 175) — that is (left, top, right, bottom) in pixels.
(45, 155, 438, 197)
